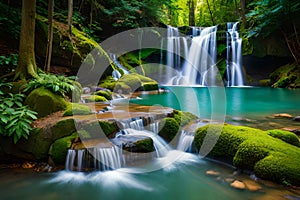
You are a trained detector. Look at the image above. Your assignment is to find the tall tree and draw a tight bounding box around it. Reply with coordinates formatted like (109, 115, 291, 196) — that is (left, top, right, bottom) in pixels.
(68, 0, 73, 37)
(15, 0, 38, 80)
(188, 0, 196, 26)
(44, 0, 54, 72)
(240, 0, 246, 27)
(206, 0, 215, 25)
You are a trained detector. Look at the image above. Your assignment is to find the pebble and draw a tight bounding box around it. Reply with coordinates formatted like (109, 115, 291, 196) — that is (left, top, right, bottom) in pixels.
(230, 180, 246, 190)
(206, 170, 220, 176)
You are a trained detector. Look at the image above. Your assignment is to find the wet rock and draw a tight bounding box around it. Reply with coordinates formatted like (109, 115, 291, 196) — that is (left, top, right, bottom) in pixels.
(225, 178, 235, 183)
(230, 180, 246, 190)
(271, 113, 293, 119)
(206, 170, 220, 176)
(292, 116, 300, 122)
(243, 179, 262, 191)
(281, 127, 300, 135)
(22, 161, 36, 169)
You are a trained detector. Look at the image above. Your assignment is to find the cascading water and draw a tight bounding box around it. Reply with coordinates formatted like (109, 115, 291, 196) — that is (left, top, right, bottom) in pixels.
(177, 130, 194, 152)
(226, 22, 244, 86)
(162, 26, 218, 86)
(110, 53, 130, 80)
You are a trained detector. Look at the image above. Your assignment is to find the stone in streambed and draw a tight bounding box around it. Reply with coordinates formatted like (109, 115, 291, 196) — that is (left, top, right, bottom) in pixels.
(292, 116, 300, 122)
(243, 179, 262, 192)
(270, 113, 293, 119)
(206, 170, 220, 176)
(230, 180, 246, 190)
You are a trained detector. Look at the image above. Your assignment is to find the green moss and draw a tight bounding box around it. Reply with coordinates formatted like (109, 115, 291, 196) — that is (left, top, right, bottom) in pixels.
(142, 82, 159, 91)
(194, 124, 300, 186)
(270, 63, 300, 88)
(99, 76, 117, 91)
(94, 90, 112, 100)
(118, 74, 142, 90)
(17, 128, 52, 160)
(173, 110, 199, 127)
(81, 120, 118, 138)
(85, 95, 108, 102)
(259, 79, 271, 86)
(50, 118, 76, 140)
(99, 121, 118, 138)
(114, 82, 132, 94)
(134, 138, 154, 152)
(49, 132, 78, 165)
(25, 88, 68, 118)
(267, 129, 300, 147)
(63, 103, 92, 116)
(158, 118, 180, 142)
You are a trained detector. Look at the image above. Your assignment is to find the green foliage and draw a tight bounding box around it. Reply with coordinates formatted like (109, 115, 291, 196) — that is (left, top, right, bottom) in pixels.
(24, 73, 80, 97)
(0, 82, 37, 144)
(99, 76, 117, 91)
(195, 124, 300, 186)
(267, 129, 300, 147)
(269, 63, 300, 88)
(0, 54, 18, 76)
(94, 90, 112, 100)
(0, 3, 21, 39)
(158, 117, 180, 142)
(63, 103, 93, 116)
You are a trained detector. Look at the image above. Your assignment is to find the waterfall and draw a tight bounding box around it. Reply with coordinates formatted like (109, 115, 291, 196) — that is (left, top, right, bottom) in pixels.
(110, 53, 130, 80)
(177, 130, 194, 152)
(162, 26, 217, 86)
(226, 22, 244, 86)
(65, 146, 124, 171)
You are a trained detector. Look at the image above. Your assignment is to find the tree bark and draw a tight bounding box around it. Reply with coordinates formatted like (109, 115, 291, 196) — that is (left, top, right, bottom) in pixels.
(15, 0, 38, 80)
(68, 0, 73, 38)
(240, 0, 247, 27)
(188, 0, 196, 26)
(45, 0, 54, 72)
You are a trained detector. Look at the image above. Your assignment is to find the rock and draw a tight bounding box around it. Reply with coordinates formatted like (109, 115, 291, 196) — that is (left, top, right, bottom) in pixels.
(114, 135, 154, 153)
(206, 170, 221, 177)
(243, 179, 262, 191)
(225, 178, 235, 183)
(267, 129, 300, 147)
(281, 127, 300, 135)
(51, 118, 77, 140)
(230, 180, 246, 190)
(22, 161, 36, 169)
(63, 103, 93, 116)
(84, 95, 108, 102)
(25, 88, 68, 118)
(292, 116, 300, 122)
(82, 87, 91, 94)
(158, 118, 180, 142)
(272, 113, 293, 119)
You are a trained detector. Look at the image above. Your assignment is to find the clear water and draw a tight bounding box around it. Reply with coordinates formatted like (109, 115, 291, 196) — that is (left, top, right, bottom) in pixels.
(131, 87, 300, 129)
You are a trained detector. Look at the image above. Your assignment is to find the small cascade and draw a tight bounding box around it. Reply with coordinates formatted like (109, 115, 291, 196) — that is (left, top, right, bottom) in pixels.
(191, 27, 201, 36)
(119, 117, 145, 130)
(226, 22, 244, 86)
(149, 121, 159, 134)
(65, 146, 124, 171)
(177, 130, 194, 152)
(110, 53, 130, 80)
(120, 129, 170, 157)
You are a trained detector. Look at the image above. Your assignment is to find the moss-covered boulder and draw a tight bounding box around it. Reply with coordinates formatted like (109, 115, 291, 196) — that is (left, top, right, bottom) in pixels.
(98, 76, 117, 91)
(270, 63, 300, 88)
(63, 103, 93, 116)
(25, 88, 68, 118)
(93, 90, 112, 100)
(158, 118, 180, 142)
(267, 129, 300, 147)
(49, 132, 78, 165)
(50, 118, 77, 140)
(173, 110, 199, 127)
(122, 137, 154, 153)
(195, 124, 300, 186)
(85, 95, 108, 102)
(81, 120, 118, 139)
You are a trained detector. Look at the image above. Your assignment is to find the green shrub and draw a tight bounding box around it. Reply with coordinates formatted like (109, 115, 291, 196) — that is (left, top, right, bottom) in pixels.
(267, 129, 300, 147)
(0, 82, 37, 143)
(24, 73, 80, 97)
(85, 95, 108, 102)
(63, 103, 92, 116)
(158, 118, 180, 142)
(194, 124, 300, 186)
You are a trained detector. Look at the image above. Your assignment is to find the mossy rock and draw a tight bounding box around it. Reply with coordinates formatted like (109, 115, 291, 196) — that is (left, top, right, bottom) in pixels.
(123, 138, 154, 153)
(17, 128, 52, 160)
(270, 63, 300, 88)
(81, 120, 118, 139)
(114, 82, 132, 94)
(85, 95, 108, 102)
(25, 88, 68, 118)
(194, 124, 300, 186)
(158, 118, 180, 142)
(142, 82, 158, 91)
(173, 110, 199, 127)
(98, 76, 117, 91)
(267, 129, 300, 147)
(118, 74, 142, 90)
(259, 79, 271, 86)
(49, 132, 78, 165)
(51, 118, 77, 140)
(68, 81, 83, 103)
(63, 103, 92, 116)
(94, 90, 112, 100)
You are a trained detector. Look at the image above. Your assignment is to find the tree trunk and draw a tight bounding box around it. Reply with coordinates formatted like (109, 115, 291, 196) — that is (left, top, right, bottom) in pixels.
(68, 0, 73, 38)
(15, 0, 38, 80)
(45, 0, 54, 72)
(188, 0, 195, 26)
(240, 0, 246, 27)
(206, 0, 215, 25)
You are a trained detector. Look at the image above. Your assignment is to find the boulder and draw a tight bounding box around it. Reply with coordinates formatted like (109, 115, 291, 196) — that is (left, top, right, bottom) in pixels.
(292, 116, 300, 122)
(230, 180, 246, 190)
(158, 117, 180, 142)
(25, 88, 68, 118)
(63, 103, 93, 116)
(114, 135, 154, 153)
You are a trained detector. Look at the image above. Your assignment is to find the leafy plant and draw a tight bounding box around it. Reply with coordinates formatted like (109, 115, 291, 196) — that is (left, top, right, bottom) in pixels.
(0, 81, 37, 143)
(24, 73, 80, 97)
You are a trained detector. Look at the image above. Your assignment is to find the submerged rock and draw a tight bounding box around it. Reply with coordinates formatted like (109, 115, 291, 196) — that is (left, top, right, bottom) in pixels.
(230, 180, 246, 190)
(206, 170, 220, 177)
(243, 179, 262, 192)
(271, 113, 293, 119)
(292, 116, 300, 122)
